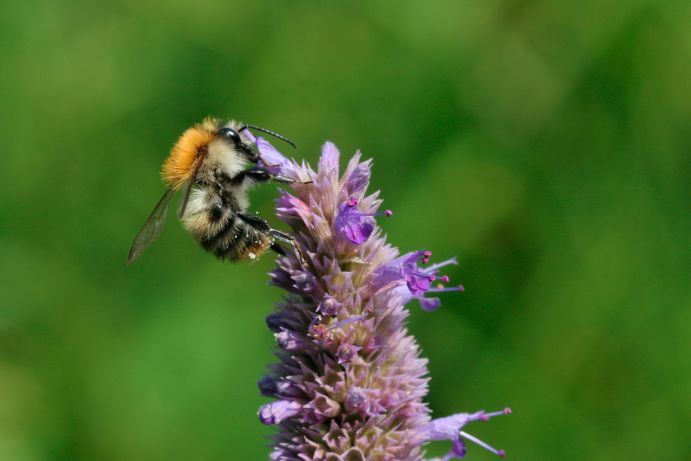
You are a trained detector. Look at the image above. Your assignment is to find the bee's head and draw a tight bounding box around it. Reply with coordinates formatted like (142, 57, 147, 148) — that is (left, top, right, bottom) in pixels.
(217, 125, 256, 160)
(161, 118, 295, 190)
(161, 118, 254, 190)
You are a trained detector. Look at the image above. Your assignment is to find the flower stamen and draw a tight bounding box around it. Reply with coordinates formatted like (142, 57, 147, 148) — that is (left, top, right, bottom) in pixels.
(428, 285, 465, 293)
(329, 314, 366, 330)
(459, 431, 506, 457)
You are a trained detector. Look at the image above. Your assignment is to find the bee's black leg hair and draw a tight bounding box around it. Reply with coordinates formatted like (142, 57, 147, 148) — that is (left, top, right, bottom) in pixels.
(237, 213, 307, 265)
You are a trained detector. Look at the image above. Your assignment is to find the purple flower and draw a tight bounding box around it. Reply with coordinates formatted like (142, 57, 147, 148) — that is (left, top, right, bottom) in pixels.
(424, 408, 512, 460)
(374, 251, 464, 311)
(336, 342, 362, 364)
(259, 143, 510, 460)
(345, 155, 372, 198)
(344, 386, 386, 417)
(317, 294, 342, 316)
(275, 330, 315, 352)
(258, 400, 303, 425)
(334, 197, 392, 244)
(257, 376, 278, 397)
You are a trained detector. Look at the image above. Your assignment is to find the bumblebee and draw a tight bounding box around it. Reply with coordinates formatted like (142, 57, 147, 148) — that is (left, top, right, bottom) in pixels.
(128, 118, 301, 264)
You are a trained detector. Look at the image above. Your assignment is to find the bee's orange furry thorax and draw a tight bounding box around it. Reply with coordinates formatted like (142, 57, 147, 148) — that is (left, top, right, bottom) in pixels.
(161, 121, 217, 190)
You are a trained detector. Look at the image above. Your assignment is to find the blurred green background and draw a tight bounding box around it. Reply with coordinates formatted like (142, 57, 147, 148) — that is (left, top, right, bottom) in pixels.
(1, 0, 689, 460)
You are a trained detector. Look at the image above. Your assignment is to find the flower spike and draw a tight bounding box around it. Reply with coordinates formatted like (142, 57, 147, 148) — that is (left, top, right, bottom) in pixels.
(258, 141, 508, 460)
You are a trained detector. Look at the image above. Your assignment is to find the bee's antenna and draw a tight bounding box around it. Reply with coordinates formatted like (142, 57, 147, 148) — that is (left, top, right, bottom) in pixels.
(240, 124, 297, 149)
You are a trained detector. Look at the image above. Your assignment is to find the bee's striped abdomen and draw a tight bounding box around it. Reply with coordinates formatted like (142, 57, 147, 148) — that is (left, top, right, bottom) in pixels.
(199, 210, 272, 261)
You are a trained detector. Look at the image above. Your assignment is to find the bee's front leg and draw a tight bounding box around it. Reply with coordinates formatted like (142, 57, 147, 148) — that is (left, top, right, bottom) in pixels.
(232, 167, 295, 186)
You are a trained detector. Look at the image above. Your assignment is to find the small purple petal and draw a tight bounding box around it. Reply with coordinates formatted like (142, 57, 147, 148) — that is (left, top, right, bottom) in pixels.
(258, 400, 302, 425)
(275, 379, 303, 398)
(346, 162, 371, 197)
(317, 294, 342, 316)
(256, 136, 287, 165)
(304, 393, 340, 421)
(256, 136, 294, 177)
(405, 271, 433, 295)
(336, 342, 362, 364)
(345, 388, 366, 413)
(318, 141, 340, 175)
(275, 330, 312, 351)
(424, 412, 478, 441)
(240, 127, 256, 143)
(334, 201, 375, 244)
(451, 439, 467, 458)
(344, 387, 385, 417)
(265, 313, 289, 332)
(416, 295, 442, 311)
(257, 376, 277, 396)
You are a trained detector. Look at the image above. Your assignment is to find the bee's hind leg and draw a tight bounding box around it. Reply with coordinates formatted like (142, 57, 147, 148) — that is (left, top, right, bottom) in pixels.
(270, 229, 308, 266)
(237, 213, 307, 265)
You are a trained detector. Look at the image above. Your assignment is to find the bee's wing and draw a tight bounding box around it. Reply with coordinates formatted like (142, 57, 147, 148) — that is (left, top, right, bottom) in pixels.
(127, 188, 175, 265)
(177, 153, 206, 219)
(177, 176, 195, 219)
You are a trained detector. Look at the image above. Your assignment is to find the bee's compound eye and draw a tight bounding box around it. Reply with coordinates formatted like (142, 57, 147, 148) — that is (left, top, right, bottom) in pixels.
(218, 127, 241, 145)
